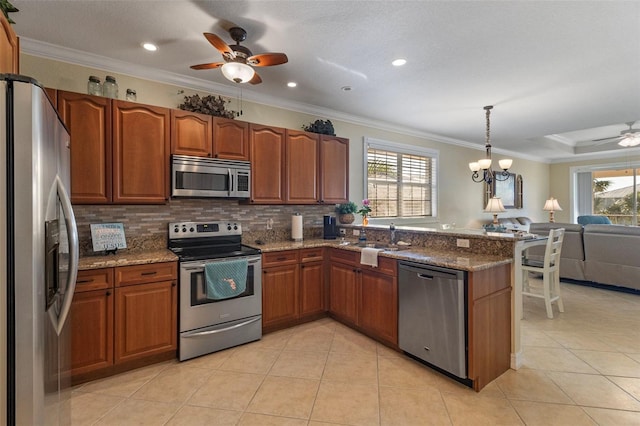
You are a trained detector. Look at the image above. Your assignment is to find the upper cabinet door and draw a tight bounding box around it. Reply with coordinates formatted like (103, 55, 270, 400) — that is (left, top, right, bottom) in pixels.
(286, 130, 319, 204)
(0, 14, 19, 73)
(249, 124, 286, 204)
(213, 117, 250, 161)
(170, 110, 212, 157)
(58, 91, 112, 204)
(319, 135, 349, 204)
(112, 100, 170, 204)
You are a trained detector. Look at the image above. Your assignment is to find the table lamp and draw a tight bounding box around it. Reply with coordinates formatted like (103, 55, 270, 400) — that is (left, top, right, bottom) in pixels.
(485, 196, 506, 225)
(543, 197, 562, 223)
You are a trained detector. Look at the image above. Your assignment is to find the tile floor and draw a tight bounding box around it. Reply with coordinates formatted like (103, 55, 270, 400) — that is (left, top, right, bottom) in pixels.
(71, 279, 640, 425)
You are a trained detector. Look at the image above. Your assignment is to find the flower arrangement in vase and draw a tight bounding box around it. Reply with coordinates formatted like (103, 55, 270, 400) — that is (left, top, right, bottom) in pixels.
(357, 199, 372, 226)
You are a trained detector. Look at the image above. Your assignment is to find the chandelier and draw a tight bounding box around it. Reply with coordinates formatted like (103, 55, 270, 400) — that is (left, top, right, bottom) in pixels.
(469, 106, 513, 184)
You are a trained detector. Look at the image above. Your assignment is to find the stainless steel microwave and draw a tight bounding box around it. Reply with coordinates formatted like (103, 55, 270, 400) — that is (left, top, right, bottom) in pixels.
(171, 155, 251, 198)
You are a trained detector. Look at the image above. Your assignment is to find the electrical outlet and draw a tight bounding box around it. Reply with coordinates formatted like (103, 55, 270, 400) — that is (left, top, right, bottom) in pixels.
(353, 229, 360, 236)
(339, 228, 346, 236)
(456, 239, 470, 248)
(266, 218, 273, 230)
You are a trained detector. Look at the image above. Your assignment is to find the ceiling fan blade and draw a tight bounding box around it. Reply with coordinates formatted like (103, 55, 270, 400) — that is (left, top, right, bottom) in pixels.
(190, 62, 224, 70)
(249, 72, 262, 85)
(203, 32, 235, 59)
(592, 135, 621, 142)
(248, 52, 288, 67)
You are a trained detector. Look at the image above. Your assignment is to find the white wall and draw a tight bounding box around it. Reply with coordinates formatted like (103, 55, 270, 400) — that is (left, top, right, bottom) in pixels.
(21, 54, 551, 228)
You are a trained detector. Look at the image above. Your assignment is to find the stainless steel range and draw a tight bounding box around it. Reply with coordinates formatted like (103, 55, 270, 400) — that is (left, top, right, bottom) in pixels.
(169, 221, 262, 361)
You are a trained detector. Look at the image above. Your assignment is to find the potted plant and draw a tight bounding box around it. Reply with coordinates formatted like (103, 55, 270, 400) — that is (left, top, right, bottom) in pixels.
(178, 94, 238, 119)
(336, 201, 358, 224)
(302, 119, 335, 136)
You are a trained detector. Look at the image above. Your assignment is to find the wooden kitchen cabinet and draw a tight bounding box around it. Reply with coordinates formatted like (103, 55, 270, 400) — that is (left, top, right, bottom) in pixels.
(59, 92, 169, 204)
(359, 263, 398, 345)
(58, 91, 112, 204)
(115, 280, 177, 364)
(112, 100, 170, 203)
(170, 112, 250, 161)
(0, 13, 19, 74)
(170, 109, 212, 157)
(328, 248, 398, 345)
(70, 262, 177, 384)
(213, 117, 250, 160)
(70, 269, 114, 377)
(249, 124, 286, 204)
(299, 248, 325, 317)
(286, 130, 319, 204)
(262, 251, 300, 328)
(319, 135, 349, 204)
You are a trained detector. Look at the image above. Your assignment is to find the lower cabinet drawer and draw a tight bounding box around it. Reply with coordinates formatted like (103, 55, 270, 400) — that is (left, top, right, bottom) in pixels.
(115, 262, 177, 287)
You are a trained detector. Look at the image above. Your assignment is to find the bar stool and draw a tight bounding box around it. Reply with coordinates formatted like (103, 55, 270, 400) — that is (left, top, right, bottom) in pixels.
(522, 228, 565, 319)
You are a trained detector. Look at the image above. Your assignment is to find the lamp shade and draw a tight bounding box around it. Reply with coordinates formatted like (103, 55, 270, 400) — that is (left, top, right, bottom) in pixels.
(221, 62, 255, 83)
(469, 162, 480, 172)
(543, 198, 562, 211)
(498, 158, 513, 170)
(484, 196, 506, 213)
(478, 158, 492, 170)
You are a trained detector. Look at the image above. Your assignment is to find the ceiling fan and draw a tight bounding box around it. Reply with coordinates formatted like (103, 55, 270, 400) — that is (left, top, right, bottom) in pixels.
(190, 27, 288, 85)
(592, 121, 640, 147)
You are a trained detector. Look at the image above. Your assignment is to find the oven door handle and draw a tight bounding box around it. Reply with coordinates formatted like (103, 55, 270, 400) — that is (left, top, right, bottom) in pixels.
(181, 316, 261, 338)
(182, 258, 261, 271)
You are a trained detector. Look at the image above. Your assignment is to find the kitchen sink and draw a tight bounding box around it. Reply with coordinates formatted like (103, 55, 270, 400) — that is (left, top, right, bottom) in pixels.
(362, 243, 410, 251)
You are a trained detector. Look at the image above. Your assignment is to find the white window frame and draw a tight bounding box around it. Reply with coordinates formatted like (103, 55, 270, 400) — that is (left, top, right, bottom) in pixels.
(363, 137, 439, 225)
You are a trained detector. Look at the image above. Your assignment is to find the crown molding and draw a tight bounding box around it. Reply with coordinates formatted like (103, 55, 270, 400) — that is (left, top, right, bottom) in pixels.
(21, 37, 549, 164)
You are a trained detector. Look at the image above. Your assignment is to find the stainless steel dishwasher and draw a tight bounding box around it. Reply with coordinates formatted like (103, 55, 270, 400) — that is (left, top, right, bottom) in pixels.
(398, 261, 467, 380)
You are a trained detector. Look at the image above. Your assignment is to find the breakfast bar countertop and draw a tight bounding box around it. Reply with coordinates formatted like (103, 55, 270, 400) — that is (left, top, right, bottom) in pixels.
(247, 239, 512, 272)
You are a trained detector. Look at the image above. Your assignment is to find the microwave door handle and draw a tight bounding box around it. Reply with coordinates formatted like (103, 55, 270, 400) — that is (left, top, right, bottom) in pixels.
(228, 168, 232, 196)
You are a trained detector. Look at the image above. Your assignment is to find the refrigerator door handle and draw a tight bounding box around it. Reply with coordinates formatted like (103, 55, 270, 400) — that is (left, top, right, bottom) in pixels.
(52, 175, 79, 335)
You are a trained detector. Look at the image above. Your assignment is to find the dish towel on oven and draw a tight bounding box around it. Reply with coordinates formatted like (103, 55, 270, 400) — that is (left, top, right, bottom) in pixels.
(204, 258, 248, 300)
(360, 247, 383, 268)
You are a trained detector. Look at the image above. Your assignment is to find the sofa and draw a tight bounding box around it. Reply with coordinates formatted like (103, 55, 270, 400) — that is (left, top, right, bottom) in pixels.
(527, 223, 640, 292)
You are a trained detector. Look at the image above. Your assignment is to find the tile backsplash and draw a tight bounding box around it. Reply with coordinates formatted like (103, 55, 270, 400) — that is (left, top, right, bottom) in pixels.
(74, 199, 336, 256)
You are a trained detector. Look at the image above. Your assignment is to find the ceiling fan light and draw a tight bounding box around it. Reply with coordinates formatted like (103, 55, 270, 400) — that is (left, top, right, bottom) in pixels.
(221, 62, 255, 83)
(619, 135, 640, 147)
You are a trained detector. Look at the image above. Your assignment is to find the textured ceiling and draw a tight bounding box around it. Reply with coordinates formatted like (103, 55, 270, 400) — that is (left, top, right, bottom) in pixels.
(11, 0, 640, 162)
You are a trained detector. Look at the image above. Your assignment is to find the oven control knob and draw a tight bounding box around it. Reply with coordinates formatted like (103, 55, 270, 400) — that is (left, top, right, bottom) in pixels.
(233, 225, 238, 230)
(190, 227, 194, 232)
(173, 227, 179, 233)
(182, 227, 187, 232)
(227, 225, 232, 231)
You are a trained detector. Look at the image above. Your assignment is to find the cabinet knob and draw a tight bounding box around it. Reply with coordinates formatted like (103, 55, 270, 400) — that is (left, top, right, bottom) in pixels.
(106, 290, 111, 296)
(172, 281, 177, 287)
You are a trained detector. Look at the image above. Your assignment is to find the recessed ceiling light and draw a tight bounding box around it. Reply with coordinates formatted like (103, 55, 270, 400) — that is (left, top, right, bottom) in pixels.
(142, 42, 158, 52)
(341, 86, 352, 92)
(392, 58, 407, 67)
(287, 82, 297, 88)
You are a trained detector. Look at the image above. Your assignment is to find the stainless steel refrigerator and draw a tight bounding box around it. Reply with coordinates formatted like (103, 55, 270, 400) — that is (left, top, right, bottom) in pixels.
(0, 75, 79, 425)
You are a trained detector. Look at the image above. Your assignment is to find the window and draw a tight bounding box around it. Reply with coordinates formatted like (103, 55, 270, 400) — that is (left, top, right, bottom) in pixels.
(572, 163, 639, 226)
(364, 137, 438, 219)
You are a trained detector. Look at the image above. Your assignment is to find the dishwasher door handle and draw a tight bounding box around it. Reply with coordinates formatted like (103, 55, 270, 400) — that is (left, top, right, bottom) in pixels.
(417, 273, 434, 280)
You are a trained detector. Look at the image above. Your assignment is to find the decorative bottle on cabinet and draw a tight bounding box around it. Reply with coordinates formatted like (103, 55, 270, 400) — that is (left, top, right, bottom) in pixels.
(87, 76, 102, 96)
(103, 75, 119, 99)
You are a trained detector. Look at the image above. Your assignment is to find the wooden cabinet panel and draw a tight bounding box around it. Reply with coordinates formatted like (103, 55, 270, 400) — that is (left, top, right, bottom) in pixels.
(75, 268, 114, 292)
(286, 130, 319, 204)
(112, 100, 170, 204)
(70, 288, 114, 376)
(359, 269, 398, 345)
(249, 124, 286, 203)
(58, 91, 112, 204)
(115, 280, 177, 363)
(0, 13, 18, 74)
(213, 117, 250, 160)
(262, 250, 299, 267)
(319, 135, 349, 203)
(300, 248, 324, 263)
(44, 88, 57, 109)
(262, 264, 299, 327)
(115, 262, 177, 287)
(300, 261, 325, 317)
(329, 261, 358, 325)
(170, 109, 212, 157)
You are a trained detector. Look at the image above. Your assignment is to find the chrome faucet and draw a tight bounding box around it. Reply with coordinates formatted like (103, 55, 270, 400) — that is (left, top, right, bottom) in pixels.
(390, 223, 396, 245)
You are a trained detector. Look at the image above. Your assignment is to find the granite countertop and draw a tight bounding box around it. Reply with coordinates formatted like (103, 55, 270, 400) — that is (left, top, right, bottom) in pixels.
(248, 239, 511, 272)
(78, 249, 178, 270)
